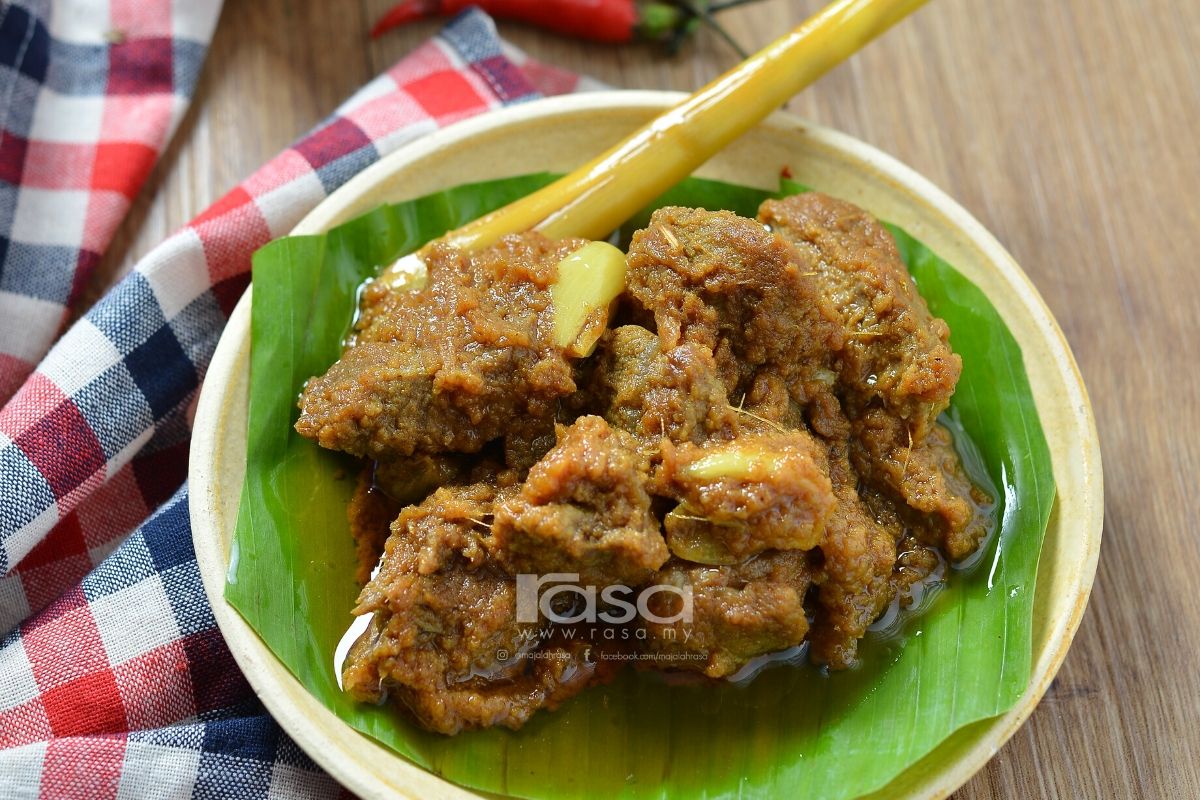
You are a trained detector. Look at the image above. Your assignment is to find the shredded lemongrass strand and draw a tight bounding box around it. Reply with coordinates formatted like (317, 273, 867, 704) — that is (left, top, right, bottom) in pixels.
(728, 404, 789, 434)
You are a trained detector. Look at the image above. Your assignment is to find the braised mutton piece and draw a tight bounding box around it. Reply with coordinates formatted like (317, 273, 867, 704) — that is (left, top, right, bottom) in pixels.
(491, 415, 669, 586)
(591, 324, 737, 446)
(656, 429, 835, 563)
(806, 437, 901, 669)
(296, 233, 586, 458)
(643, 550, 814, 677)
(625, 206, 844, 408)
(760, 193, 983, 563)
(759, 193, 961, 439)
(849, 409, 989, 561)
(342, 479, 602, 735)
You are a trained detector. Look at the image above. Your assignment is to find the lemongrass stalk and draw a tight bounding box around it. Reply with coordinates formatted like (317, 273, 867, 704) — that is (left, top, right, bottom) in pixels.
(386, 0, 927, 278)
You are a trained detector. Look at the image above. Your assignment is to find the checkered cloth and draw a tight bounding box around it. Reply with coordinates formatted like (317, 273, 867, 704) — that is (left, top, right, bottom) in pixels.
(0, 0, 223, 403)
(0, 5, 594, 796)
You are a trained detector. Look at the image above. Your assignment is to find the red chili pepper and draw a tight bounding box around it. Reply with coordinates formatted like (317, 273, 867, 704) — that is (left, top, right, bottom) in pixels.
(371, 0, 686, 44)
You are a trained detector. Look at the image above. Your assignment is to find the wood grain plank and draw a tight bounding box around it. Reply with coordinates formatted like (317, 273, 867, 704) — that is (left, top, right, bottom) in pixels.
(85, 0, 1200, 796)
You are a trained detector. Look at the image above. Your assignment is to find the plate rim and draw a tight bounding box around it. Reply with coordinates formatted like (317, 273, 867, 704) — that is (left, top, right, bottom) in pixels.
(189, 89, 1103, 800)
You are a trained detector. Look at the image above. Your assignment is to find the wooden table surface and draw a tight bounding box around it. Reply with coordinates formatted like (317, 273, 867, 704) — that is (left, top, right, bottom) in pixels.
(90, 0, 1200, 796)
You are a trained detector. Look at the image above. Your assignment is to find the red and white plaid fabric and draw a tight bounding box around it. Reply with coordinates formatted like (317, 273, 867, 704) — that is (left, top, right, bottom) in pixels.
(0, 5, 594, 795)
(0, 0, 224, 403)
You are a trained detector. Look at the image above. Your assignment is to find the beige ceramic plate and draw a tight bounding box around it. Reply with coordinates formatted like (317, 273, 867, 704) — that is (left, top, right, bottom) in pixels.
(190, 91, 1103, 800)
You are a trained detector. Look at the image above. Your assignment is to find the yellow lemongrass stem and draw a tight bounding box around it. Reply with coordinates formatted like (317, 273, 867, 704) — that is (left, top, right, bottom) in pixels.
(428, 0, 927, 257)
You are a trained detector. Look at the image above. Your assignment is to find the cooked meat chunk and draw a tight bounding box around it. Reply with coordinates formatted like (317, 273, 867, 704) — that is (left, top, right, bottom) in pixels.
(491, 416, 669, 586)
(592, 325, 736, 446)
(642, 551, 813, 677)
(807, 438, 900, 670)
(656, 429, 835, 562)
(849, 409, 990, 561)
(892, 536, 944, 609)
(625, 206, 843, 407)
(374, 453, 469, 506)
(296, 233, 586, 458)
(342, 480, 601, 734)
(759, 193, 961, 439)
(502, 414, 560, 471)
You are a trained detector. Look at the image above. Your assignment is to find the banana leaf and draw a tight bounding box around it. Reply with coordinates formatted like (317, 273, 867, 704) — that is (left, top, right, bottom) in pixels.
(228, 172, 1054, 799)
